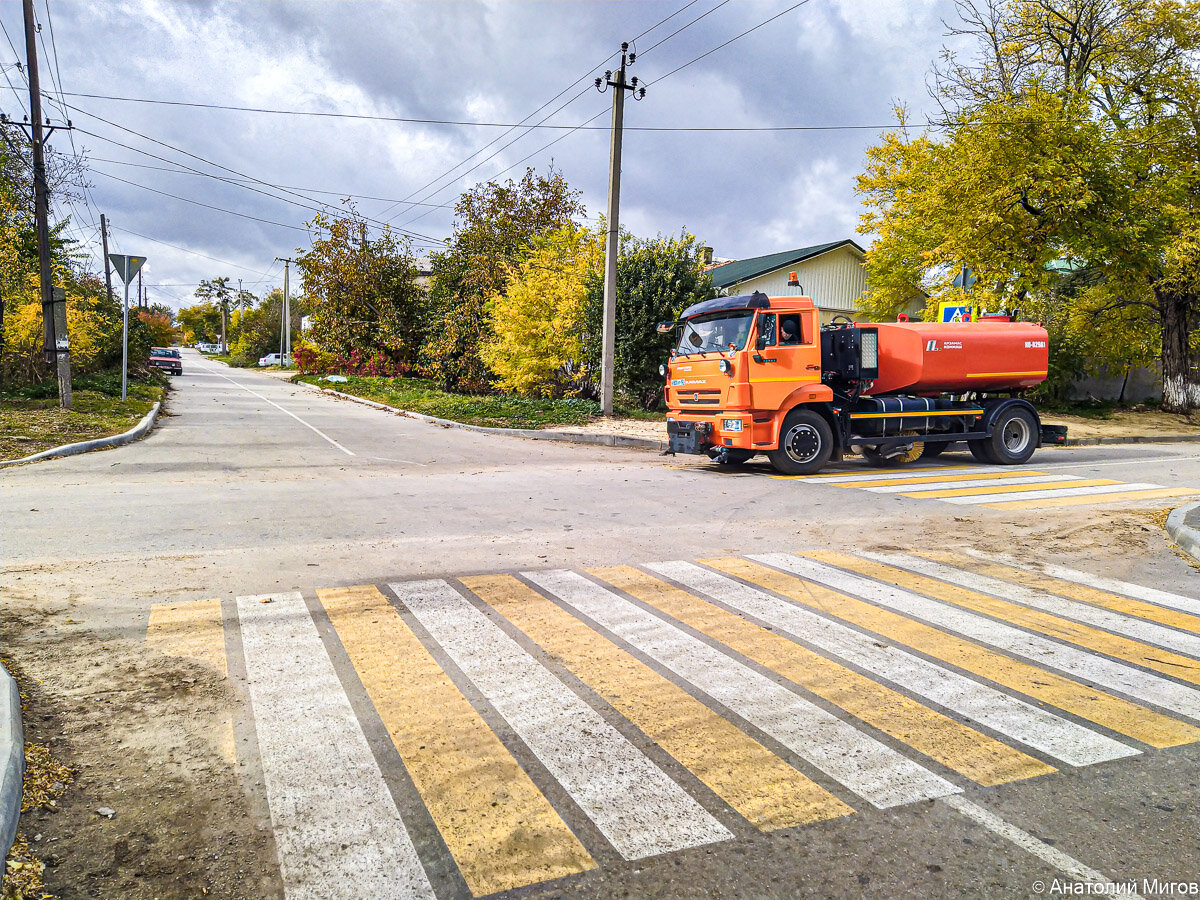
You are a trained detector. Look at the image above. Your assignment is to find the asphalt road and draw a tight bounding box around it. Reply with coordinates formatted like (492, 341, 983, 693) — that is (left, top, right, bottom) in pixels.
(3, 348, 1200, 900)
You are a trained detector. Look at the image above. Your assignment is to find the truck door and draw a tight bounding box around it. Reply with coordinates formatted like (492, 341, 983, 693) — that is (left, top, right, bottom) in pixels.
(748, 310, 821, 410)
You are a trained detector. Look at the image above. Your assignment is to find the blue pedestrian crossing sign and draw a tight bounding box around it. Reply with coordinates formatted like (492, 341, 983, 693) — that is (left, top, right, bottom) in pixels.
(108, 254, 146, 283)
(939, 303, 976, 322)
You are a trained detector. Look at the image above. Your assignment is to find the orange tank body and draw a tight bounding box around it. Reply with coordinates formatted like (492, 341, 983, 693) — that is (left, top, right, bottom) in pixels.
(864, 321, 1049, 395)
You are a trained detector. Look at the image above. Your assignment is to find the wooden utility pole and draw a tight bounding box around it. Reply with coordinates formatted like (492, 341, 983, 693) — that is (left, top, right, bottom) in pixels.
(101, 215, 114, 305)
(595, 43, 644, 416)
(23, 0, 71, 407)
(275, 257, 295, 366)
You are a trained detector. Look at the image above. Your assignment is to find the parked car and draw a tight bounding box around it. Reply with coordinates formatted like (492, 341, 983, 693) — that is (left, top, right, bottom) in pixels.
(149, 347, 183, 376)
(258, 353, 289, 367)
(194, 342, 219, 353)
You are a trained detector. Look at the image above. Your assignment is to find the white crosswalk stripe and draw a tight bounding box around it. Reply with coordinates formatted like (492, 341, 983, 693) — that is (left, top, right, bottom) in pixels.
(759, 554, 1200, 720)
(237, 593, 436, 900)
(390, 579, 734, 860)
(861, 552, 1200, 658)
(658, 560, 1138, 767)
(525, 569, 961, 809)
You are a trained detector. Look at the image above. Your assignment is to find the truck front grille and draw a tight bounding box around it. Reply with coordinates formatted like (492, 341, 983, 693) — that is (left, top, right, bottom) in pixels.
(677, 389, 723, 406)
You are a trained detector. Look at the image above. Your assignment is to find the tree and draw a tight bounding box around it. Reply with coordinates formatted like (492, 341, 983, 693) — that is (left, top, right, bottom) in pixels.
(482, 226, 599, 396)
(583, 229, 716, 409)
(858, 0, 1200, 412)
(137, 309, 176, 347)
(296, 209, 424, 368)
(176, 301, 222, 345)
(193, 277, 233, 350)
(421, 166, 585, 391)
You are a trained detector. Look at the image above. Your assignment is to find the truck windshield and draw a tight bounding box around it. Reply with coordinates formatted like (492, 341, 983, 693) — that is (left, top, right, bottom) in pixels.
(676, 310, 754, 356)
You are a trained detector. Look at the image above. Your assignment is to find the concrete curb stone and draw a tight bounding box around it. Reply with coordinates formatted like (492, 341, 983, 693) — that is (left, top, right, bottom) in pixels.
(0, 401, 161, 468)
(1166, 501, 1200, 564)
(0, 663, 23, 862)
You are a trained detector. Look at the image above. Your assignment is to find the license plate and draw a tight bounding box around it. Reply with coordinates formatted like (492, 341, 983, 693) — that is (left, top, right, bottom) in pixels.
(722, 419, 743, 433)
(670, 378, 686, 387)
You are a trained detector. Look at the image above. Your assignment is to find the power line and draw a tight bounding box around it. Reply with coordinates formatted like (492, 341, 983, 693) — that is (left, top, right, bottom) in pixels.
(637, 0, 732, 56)
(108, 222, 283, 281)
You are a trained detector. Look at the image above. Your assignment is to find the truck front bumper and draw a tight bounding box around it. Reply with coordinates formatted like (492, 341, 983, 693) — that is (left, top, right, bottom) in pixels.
(667, 415, 754, 455)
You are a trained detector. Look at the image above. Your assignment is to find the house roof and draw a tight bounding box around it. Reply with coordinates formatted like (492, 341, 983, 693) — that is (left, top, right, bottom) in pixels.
(707, 240, 865, 288)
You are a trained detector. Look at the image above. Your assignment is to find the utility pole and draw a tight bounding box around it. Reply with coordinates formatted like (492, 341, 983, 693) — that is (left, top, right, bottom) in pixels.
(22, 0, 71, 408)
(594, 43, 645, 416)
(275, 257, 295, 366)
(100, 214, 114, 305)
(137, 269, 143, 309)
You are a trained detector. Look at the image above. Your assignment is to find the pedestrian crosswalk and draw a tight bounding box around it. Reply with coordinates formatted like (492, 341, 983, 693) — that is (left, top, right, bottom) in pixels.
(146, 551, 1200, 898)
(774, 464, 1199, 509)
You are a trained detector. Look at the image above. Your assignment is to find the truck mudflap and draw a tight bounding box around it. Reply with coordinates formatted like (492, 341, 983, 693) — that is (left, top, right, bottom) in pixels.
(667, 419, 713, 455)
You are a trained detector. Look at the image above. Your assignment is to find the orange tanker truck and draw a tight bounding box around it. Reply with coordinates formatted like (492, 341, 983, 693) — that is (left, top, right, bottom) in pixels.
(658, 290, 1067, 475)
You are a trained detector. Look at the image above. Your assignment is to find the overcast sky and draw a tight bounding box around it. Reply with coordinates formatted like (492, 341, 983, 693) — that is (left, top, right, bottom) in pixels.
(0, 0, 964, 311)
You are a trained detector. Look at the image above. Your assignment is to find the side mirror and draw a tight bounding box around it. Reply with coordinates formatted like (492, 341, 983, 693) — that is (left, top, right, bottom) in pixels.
(688, 331, 703, 347)
(656, 321, 675, 334)
(756, 334, 767, 351)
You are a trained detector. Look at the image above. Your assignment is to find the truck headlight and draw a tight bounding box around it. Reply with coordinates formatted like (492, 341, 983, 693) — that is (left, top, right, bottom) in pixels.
(719, 359, 731, 374)
(659, 363, 667, 376)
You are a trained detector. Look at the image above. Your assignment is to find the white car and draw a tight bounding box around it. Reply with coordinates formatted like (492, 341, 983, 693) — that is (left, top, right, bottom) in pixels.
(258, 353, 289, 367)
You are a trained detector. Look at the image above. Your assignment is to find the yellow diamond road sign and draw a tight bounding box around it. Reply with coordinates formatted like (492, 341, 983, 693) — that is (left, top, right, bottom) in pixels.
(108, 254, 146, 283)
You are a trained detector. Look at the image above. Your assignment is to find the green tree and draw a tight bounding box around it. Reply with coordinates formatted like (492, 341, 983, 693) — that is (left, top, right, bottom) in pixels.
(858, 0, 1200, 412)
(296, 209, 424, 368)
(422, 166, 585, 391)
(176, 301, 222, 345)
(193, 277, 233, 350)
(482, 225, 599, 397)
(583, 229, 716, 409)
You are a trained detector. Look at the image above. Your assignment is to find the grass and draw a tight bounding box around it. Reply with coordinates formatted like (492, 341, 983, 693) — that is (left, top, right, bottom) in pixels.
(296, 374, 664, 429)
(0, 370, 166, 461)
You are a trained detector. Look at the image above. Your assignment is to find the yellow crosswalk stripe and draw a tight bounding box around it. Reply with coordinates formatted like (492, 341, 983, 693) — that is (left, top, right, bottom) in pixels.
(809, 554, 1200, 687)
(898, 478, 1119, 499)
(597, 565, 1054, 786)
(147, 598, 228, 678)
(463, 573, 852, 830)
(319, 585, 595, 895)
(983, 487, 1200, 509)
(772, 465, 976, 480)
(767, 555, 1200, 749)
(821, 470, 1049, 488)
(920, 553, 1200, 635)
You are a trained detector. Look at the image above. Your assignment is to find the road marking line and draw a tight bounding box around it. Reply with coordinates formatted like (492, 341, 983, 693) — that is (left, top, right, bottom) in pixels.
(983, 487, 1200, 509)
(465, 574, 852, 831)
(821, 470, 1051, 488)
(879, 552, 1200, 657)
(237, 592, 435, 900)
(790, 554, 1200, 721)
(826, 553, 1200, 683)
(146, 599, 236, 763)
(662, 559, 1132, 769)
(319, 585, 595, 895)
(147, 599, 227, 678)
(941, 795, 1146, 900)
(898, 478, 1118, 499)
(746, 555, 1199, 748)
(601, 565, 1056, 784)
(779, 466, 978, 483)
(864, 475, 1083, 493)
(527, 569, 960, 809)
(938, 482, 1164, 504)
(214, 372, 356, 456)
(964, 550, 1200, 615)
(390, 579, 733, 860)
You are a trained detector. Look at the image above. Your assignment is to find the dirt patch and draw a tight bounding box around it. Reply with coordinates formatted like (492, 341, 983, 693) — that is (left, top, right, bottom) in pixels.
(2, 605, 280, 899)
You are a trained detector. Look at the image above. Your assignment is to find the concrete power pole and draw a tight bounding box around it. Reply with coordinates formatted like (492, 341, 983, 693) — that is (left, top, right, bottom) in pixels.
(275, 258, 295, 366)
(594, 43, 645, 416)
(101, 214, 114, 305)
(22, 0, 71, 408)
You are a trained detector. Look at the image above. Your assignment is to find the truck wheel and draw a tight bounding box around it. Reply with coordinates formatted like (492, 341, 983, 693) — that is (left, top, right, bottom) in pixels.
(768, 410, 833, 475)
(968, 439, 996, 463)
(986, 407, 1038, 464)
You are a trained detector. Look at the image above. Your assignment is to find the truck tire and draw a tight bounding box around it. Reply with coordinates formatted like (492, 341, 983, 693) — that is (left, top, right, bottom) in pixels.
(983, 407, 1038, 464)
(767, 409, 833, 475)
(968, 439, 996, 463)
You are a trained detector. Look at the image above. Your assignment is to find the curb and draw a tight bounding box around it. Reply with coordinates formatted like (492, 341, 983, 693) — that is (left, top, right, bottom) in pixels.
(0, 662, 23, 863)
(1060, 434, 1199, 447)
(0, 401, 161, 468)
(308, 384, 669, 452)
(1166, 501, 1200, 564)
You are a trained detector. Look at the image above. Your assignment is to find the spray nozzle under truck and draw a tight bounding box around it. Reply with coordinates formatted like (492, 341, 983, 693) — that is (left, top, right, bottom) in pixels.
(658, 290, 1067, 476)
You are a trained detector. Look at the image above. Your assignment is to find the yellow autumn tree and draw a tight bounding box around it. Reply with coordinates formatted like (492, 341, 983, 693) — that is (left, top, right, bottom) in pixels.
(482, 225, 599, 397)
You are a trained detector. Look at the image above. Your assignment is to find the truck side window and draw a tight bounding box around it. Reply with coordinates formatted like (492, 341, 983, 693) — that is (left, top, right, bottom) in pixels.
(758, 314, 777, 346)
(778, 314, 802, 345)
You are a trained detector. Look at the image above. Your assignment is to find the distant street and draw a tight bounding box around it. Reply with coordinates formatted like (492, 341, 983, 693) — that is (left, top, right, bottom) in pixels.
(3, 349, 1199, 900)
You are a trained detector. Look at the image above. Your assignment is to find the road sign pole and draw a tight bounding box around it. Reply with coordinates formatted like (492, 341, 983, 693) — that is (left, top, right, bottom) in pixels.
(121, 259, 130, 401)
